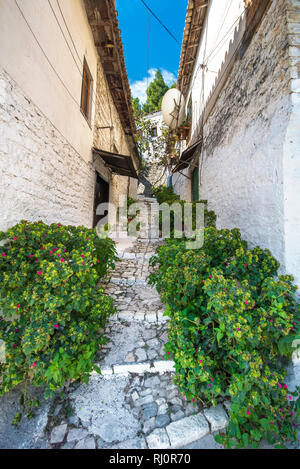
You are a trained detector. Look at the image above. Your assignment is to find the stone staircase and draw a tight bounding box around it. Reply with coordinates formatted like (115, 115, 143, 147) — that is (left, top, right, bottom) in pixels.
(42, 231, 229, 450)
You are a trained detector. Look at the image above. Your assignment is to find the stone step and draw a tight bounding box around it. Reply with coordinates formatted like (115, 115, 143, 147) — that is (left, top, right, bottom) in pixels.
(95, 360, 175, 377)
(99, 321, 169, 368)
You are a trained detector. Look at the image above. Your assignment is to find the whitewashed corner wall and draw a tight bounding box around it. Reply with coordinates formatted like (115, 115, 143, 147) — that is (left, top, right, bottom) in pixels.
(200, 0, 292, 273)
(174, 0, 300, 287)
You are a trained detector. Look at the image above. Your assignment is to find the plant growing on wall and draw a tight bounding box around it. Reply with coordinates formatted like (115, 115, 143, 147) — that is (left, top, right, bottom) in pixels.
(0, 221, 117, 422)
(149, 227, 300, 449)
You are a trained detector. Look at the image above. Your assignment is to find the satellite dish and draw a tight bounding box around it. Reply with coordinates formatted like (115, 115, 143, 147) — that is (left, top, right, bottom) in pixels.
(161, 88, 186, 130)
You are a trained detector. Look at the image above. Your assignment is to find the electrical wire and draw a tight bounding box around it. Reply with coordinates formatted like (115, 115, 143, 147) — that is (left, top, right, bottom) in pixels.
(140, 0, 180, 45)
(14, 0, 80, 108)
(204, 8, 246, 65)
(56, 0, 82, 65)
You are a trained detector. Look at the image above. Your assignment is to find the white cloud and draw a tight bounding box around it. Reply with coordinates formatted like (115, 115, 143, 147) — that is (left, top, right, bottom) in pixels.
(130, 68, 177, 104)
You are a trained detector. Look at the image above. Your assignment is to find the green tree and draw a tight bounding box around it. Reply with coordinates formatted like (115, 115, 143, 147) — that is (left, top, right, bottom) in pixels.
(132, 97, 141, 113)
(142, 69, 169, 114)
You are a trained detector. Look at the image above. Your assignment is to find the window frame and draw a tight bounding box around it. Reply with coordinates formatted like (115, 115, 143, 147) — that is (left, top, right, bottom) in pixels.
(80, 58, 93, 124)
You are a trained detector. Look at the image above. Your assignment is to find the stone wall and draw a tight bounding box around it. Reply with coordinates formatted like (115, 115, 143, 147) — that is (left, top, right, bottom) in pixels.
(199, 0, 291, 270)
(0, 67, 95, 230)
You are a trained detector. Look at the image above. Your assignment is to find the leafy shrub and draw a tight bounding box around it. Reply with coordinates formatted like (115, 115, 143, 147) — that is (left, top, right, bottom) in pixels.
(149, 227, 300, 448)
(152, 185, 180, 205)
(0, 220, 117, 421)
(152, 186, 216, 236)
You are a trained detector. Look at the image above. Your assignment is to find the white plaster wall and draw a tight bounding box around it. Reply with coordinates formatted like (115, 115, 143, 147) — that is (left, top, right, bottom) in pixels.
(188, 0, 245, 142)
(200, 95, 288, 268)
(0, 67, 95, 231)
(0, 0, 98, 163)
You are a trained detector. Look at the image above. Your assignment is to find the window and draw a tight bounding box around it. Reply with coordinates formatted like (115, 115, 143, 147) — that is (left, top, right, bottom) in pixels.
(80, 59, 93, 122)
(151, 127, 158, 137)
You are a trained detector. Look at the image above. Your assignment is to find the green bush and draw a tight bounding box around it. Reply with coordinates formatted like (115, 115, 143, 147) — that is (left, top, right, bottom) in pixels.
(151, 185, 180, 204)
(0, 220, 117, 421)
(152, 186, 216, 236)
(149, 228, 300, 448)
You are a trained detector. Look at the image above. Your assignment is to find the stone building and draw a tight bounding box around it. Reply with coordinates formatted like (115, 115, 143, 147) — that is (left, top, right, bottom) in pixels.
(0, 0, 140, 231)
(173, 0, 300, 286)
(137, 110, 167, 194)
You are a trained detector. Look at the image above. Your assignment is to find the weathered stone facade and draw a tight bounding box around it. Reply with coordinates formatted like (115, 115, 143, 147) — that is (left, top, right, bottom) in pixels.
(0, 67, 95, 230)
(200, 0, 290, 268)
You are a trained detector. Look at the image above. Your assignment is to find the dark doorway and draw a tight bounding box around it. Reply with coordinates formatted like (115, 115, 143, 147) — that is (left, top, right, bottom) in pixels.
(192, 165, 199, 201)
(93, 172, 109, 228)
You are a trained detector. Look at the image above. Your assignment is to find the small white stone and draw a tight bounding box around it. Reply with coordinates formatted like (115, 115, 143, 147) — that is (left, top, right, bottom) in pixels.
(50, 424, 68, 445)
(203, 405, 229, 432)
(146, 428, 171, 449)
(166, 413, 209, 448)
(67, 428, 88, 442)
(153, 360, 175, 373)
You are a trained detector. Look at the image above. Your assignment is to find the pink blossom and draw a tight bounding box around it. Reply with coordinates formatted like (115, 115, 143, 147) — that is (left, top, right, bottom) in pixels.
(43, 234, 47, 237)
(54, 324, 59, 329)
(29, 255, 33, 258)
(60, 259, 65, 263)
(209, 275, 212, 278)
(192, 399, 195, 402)
(57, 224, 61, 227)
(1, 253, 6, 257)
(81, 255, 85, 258)
(245, 301, 249, 305)
(57, 254, 61, 257)
(199, 360, 202, 363)
(13, 237, 17, 241)
(13, 344, 17, 348)
(82, 262, 85, 265)
(244, 263, 248, 267)
(278, 383, 282, 388)
(247, 410, 251, 415)
(16, 304, 20, 308)
(284, 384, 288, 389)
(86, 238, 89, 241)
(290, 411, 294, 416)
(208, 384, 211, 388)
(270, 422, 274, 425)
(221, 433, 225, 437)
(37, 271, 42, 275)
(211, 378, 214, 382)
(280, 409, 284, 412)
(41, 246, 44, 250)
(237, 328, 240, 331)
(97, 260, 100, 263)
(63, 249, 66, 252)
(32, 363, 37, 367)
(167, 352, 170, 355)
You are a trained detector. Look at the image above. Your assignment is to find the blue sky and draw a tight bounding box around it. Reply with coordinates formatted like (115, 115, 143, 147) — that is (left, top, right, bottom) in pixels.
(115, 0, 188, 104)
